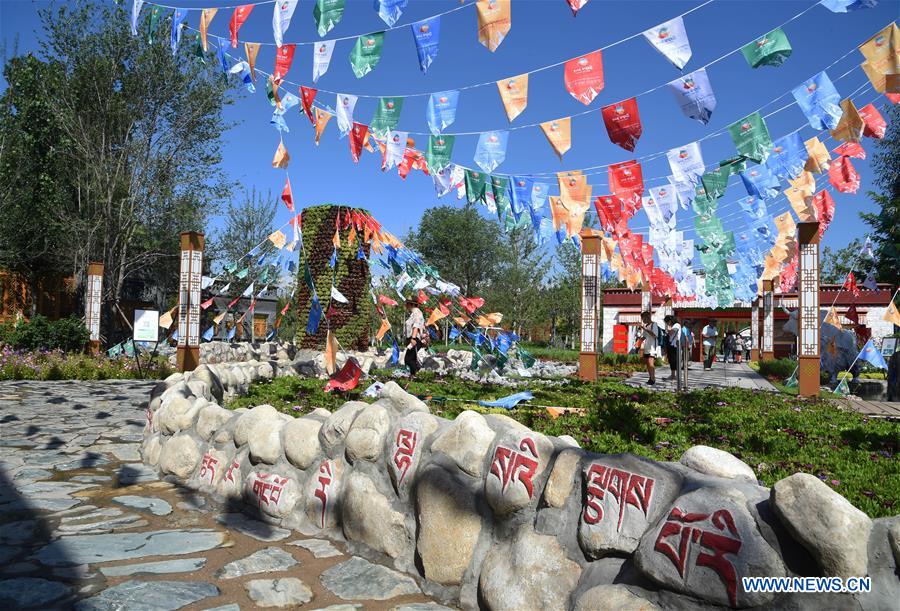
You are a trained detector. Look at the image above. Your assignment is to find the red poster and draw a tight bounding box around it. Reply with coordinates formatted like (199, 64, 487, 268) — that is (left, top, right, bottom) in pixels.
(349, 123, 368, 163)
(608, 160, 643, 207)
(858, 103, 886, 139)
(300, 86, 317, 124)
(274, 44, 296, 82)
(564, 50, 604, 105)
(229, 5, 254, 48)
(828, 155, 859, 194)
(812, 190, 834, 236)
(601, 97, 642, 152)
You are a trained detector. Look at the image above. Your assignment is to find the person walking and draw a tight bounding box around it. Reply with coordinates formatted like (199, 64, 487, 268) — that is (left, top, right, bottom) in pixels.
(403, 299, 426, 376)
(664, 315, 681, 380)
(734, 335, 744, 363)
(723, 331, 735, 363)
(639, 312, 659, 385)
(702, 320, 718, 371)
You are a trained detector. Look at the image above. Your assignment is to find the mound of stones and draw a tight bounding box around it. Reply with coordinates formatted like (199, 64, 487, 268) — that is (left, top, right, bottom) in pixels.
(142, 363, 899, 610)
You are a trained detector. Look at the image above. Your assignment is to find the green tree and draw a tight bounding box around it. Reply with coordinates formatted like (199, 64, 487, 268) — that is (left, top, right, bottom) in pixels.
(820, 238, 863, 284)
(484, 226, 550, 338)
(860, 103, 900, 282)
(546, 241, 583, 349)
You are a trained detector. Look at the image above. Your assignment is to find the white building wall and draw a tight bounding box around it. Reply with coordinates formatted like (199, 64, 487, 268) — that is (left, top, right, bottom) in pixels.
(867, 307, 895, 344)
(602, 306, 619, 352)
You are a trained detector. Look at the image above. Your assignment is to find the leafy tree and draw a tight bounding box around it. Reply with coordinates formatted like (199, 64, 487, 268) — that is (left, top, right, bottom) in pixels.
(484, 226, 550, 338)
(545, 241, 583, 349)
(211, 188, 278, 272)
(860, 103, 900, 282)
(821, 238, 863, 284)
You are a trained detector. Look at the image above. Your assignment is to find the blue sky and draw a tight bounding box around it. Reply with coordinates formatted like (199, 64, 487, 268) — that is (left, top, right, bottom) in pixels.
(2, 0, 896, 266)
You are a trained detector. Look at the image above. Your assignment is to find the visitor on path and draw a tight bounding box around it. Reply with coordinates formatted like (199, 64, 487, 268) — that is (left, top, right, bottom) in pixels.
(723, 331, 735, 363)
(664, 315, 681, 380)
(403, 299, 427, 376)
(702, 320, 718, 371)
(744, 336, 751, 362)
(639, 312, 659, 385)
(734, 335, 744, 363)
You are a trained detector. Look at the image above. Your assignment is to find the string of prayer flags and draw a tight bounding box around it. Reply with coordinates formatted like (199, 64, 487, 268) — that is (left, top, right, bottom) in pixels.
(474, 130, 508, 173)
(601, 97, 642, 151)
(230, 5, 254, 48)
(465, 169, 487, 203)
(667, 142, 704, 185)
(804, 137, 832, 173)
(274, 43, 296, 82)
(858, 103, 886, 138)
(245, 42, 260, 80)
(565, 50, 604, 105)
(741, 27, 792, 68)
(312, 40, 335, 82)
(281, 178, 294, 212)
(350, 32, 385, 78)
(336, 94, 358, 137)
(830, 98, 864, 143)
(642, 16, 692, 70)
(171, 8, 188, 55)
(350, 123, 368, 161)
(314, 108, 332, 144)
(497, 74, 528, 122)
(273, 0, 299, 48)
(476, 0, 511, 52)
(829, 154, 860, 193)
(608, 160, 643, 208)
(426, 90, 459, 135)
(131, 0, 144, 37)
(539, 117, 571, 159)
(668, 68, 716, 125)
(859, 23, 899, 95)
(315, 0, 345, 37)
(370, 97, 403, 137)
(268, 230, 287, 249)
(426, 135, 455, 173)
(412, 16, 441, 73)
(728, 112, 772, 162)
(375, 0, 408, 27)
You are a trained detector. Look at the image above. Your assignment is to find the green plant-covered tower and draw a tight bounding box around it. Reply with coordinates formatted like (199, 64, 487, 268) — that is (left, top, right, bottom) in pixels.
(295, 205, 372, 351)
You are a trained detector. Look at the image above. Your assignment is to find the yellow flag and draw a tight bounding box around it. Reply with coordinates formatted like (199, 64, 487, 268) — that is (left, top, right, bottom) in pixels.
(324, 330, 339, 375)
(244, 42, 260, 81)
(540, 117, 572, 159)
(884, 301, 900, 326)
(788, 171, 816, 197)
(268, 230, 286, 249)
(496, 73, 528, 122)
(314, 109, 331, 145)
(859, 23, 899, 93)
(332, 229, 341, 249)
(375, 318, 391, 341)
(453, 316, 470, 327)
(158, 305, 177, 330)
(476, 0, 511, 52)
(426, 307, 448, 327)
(830, 98, 864, 143)
(213, 311, 227, 325)
(200, 8, 218, 52)
(824, 307, 843, 330)
(804, 137, 831, 174)
(272, 141, 290, 169)
(557, 171, 589, 206)
(476, 312, 503, 327)
(774, 211, 796, 237)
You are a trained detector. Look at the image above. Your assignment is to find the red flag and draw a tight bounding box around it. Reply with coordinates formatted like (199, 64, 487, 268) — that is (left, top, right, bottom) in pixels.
(417, 290, 428, 304)
(349, 122, 368, 163)
(567, 0, 589, 16)
(378, 294, 398, 306)
(601, 97, 642, 152)
(324, 357, 363, 393)
(858, 103, 886, 139)
(888, 93, 900, 104)
(200, 296, 216, 310)
(593, 195, 623, 233)
(846, 303, 859, 325)
(281, 178, 294, 212)
(811, 190, 835, 237)
(459, 296, 485, 313)
(780, 255, 799, 293)
(828, 155, 860, 194)
(274, 44, 296, 82)
(843, 272, 860, 298)
(227, 295, 241, 308)
(300, 86, 317, 124)
(833, 141, 865, 159)
(229, 5, 254, 48)
(564, 50, 604, 105)
(398, 148, 418, 179)
(280, 301, 291, 316)
(608, 160, 643, 207)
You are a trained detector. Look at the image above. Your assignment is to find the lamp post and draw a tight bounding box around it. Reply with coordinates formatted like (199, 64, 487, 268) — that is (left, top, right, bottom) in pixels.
(177, 232, 204, 372)
(762, 278, 776, 361)
(579, 231, 601, 381)
(797, 222, 821, 397)
(85, 262, 104, 354)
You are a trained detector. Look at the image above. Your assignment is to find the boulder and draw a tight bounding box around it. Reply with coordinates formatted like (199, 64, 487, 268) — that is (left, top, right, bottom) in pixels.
(380, 381, 429, 415)
(415, 467, 482, 585)
(679, 446, 757, 483)
(283, 417, 324, 470)
(187, 380, 213, 402)
(233, 404, 280, 447)
(542, 448, 583, 509)
(890, 520, 900, 568)
(258, 361, 274, 379)
(387, 412, 440, 498)
(345, 404, 391, 464)
(194, 448, 229, 488)
(157, 396, 199, 435)
(216, 453, 246, 500)
(195, 404, 235, 441)
(770, 473, 872, 578)
(431, 411, 496, 478)
(243, 470, 301, 518)
(303, 457, 345, 530)
(341, 471, 411, 560)
(248, 416, 285, 465)
(484, 429, 555, 516)
(141, 433, 162, 467)
(574, 585, 660, 611)
(319, 401, 369, 454)
(479, 527, 581, 611)
(158, 434, 202, 479)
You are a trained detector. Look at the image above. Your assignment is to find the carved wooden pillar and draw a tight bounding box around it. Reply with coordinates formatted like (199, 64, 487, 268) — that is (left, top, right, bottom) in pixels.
(641, 289, 651, 314)
(177, 232, 204, 372)
(579, 232, 601, 381)
(86, 262, 104, 355)
(761, 279, 776, 361)
(797, 222, 821, 397)
(750, 297, 760, 362)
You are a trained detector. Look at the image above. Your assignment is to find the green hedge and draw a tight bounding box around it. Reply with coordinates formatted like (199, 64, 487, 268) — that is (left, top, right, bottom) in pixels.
(757, 358, 797, 380)
(0, 315, 90, 352)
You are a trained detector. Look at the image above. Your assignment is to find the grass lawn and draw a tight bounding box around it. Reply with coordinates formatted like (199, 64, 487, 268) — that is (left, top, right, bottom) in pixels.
(229, 371, 900, 518)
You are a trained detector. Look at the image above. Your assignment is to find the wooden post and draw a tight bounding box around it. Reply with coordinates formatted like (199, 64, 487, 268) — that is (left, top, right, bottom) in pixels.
(85, 262, 104, 354)
(797, 222, 821, 397)
(176, 232, 204, 372)
(750, 297, 761, 362)
(579, 231, 601, 381)
(761, 279, 776, 361)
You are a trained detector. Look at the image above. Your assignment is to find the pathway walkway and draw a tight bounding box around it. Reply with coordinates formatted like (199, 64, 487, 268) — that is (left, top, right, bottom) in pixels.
(836, 397, 900, 419)
(0, 380, 454, 610)
(624, 360, 778, 392)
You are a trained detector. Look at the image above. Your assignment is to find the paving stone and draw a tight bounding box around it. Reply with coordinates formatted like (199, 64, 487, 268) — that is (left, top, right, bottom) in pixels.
(55, 455, 112, 471)
(203, 605, 241, 611)
(320, 557, 421, 601)
(74, 580, 219, 611)
(12, 468, 54, 481)
(216, 512, 291, 542)
(112, 495, 173, 516)
(391, 605, 456, 611)
(245, 577, 313, 608)
(56, 514, 148, 534)
(216, 547, 298, 579)
(0, 519, 37, 546)
(70, 475, 113, 483)
(0, 577, 71, 609)
(100, 558, 207, 577)
(288, 538, 342, 558)
(117, 463, 159, 485)
(33, 529, 226, 566)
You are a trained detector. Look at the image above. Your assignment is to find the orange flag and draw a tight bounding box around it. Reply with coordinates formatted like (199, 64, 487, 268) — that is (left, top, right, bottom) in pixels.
(788, 171, 816, 197)
(314, 109, 331, 145)
(453, 316, 470, 327)
(497, 73, 528, 122)
(426, 305, 448, 327)
(272, 141, 290, 169)
(244, 42, 260, 81)
(332, 229, 341, 249)
(199, 8, 218, 52)
(375, 318, 391, 341)
(324, 330, 339, 375)
(859, 23, 899, 94)
(830, 98, 864, 144)
(540, 117, 572, 159)
(883, 301, 900, 326)
(476, 312, 503, 327)
(557, 171, 589, 206)
(786, 187, 814, 222)
(476, 0, 511, 52)
(268, 230, 286, 249)
(824, 307, 842, 330)
(804, 137, 831, 174)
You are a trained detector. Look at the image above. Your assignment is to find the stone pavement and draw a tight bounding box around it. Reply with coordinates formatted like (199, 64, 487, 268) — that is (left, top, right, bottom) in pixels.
(0, 380, 456, 610)
(624, 360, 778, 392)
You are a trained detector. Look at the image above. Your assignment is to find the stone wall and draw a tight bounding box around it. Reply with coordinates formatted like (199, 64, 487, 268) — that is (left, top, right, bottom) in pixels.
(142, 360, 899, 610)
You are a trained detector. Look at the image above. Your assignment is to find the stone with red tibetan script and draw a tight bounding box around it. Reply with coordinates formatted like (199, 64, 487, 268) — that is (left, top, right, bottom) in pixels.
(243, 470, 300, 519)
(484, 430, 554, 515)
(304, 457, 345, 531)
(387, 412, 440, 499)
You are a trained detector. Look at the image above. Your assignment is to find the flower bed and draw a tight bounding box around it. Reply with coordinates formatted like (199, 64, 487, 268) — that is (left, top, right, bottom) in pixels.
(0, 345, 173, 380)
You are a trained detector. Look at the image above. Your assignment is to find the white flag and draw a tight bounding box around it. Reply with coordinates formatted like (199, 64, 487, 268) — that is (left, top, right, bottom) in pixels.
(201, 276, 215, 289)
(335, 93, 358, 138)
(131, 0, 144, 36)
(272, 0, 300, 48)
(666, 141, 705, 185)
(383, 130, 407, 171)
(330, 286, 348, 303)
(668, 68, 716, 125)
(313, 40, 336, 83)
(433, 164, 455, 197)
(242, 283, 254, 298)
(648, 184, 679, 226)
(642, 16, 692, 70)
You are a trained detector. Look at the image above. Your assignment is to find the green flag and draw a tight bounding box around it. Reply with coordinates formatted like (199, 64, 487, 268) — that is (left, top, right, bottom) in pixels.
(741, 28, 791, 68)
(314, 0, 345, 37)
(784, 367, 798, 389)
(349, 32, 385, 78)
(470, 346, 483, 370)
(517, 347, 535, 368)
(490, 176, 512, 224)
(701, 167, 729, 201)
(370, 97, 404, 137)
(719, 156, 747, 177)
(148, 5, 164, 44)
(426, 135, 455, 173)
(691, 187, 717, 216)
(465, 169, 487, 203)
(193, 33, 206, 63)
(728, 112, 772, 163)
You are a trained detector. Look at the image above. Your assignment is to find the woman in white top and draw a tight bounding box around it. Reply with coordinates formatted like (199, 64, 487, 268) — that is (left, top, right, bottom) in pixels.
(639, 311, 658, 385)
(403, 299, 426, 375)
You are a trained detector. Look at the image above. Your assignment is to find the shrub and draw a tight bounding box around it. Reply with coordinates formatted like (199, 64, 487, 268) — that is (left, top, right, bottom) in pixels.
(4, 315, 89, 352)
(757, 358, 796, 380)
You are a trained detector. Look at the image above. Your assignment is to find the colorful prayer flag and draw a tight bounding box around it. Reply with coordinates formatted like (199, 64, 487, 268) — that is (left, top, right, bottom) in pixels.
(411, 16, 441, 73)
(273, 0, 299, 48)
(426, 90, 459, 135)
(642, 16, 692, 69)
(601, 97, 642, 151)
(792, 71, 842, 130)
(564, 50, 604, 105)
(741, 27, 792, 68)
(274, 44, 296, 82)
(335, 93, 358, 137)
(474, 130, 508, 173)
(350, 122, 368, 162)
(539, 117, 571, 159)
(728, 112, 773, 162)
(131, 0, 145, 37)
(375, 0, 408, 27)
(497, 73, 528, 122)
(668, 68, 716, 125)
(426, 135, 455, 173)
(830, 98, 865, 143)
(314, 108, 331, 144)
(369, 96, 404, 137)
(476, 0, 511, 52)
(314, 0, 345, 37)
(350, 32, 385, 78)
(230, 5, 254, 48)
(281, 177, 294, 212)
(312, 40, 335, 82)
(829, 155, 860, 193)
(858, 103, 887, 138)
(465, 169, 487, 203)
(666, 141, 705, 185)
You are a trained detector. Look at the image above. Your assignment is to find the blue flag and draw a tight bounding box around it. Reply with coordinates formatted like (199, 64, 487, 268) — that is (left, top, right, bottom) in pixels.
(216, 37, 229, 76)
(226, 326, 236, 340)
(740, 165, 782, 201)
(411, 15, 440, 73)
(375, 0, 408, 26)
(270, 112, 289, 133)
(307, 295, 322, 334)
(478, 391, 533, 410)
(857, 339, 888, 369)
(329, 248, 337, 268)
(357, 245, 366, 260)
(171, 8, 188, 54)
(765, 132, 806, 180)
(391, 339, 400, 364)
(739, 195, 768, 220)
(497, 333, 511, 354)
(822, 0, 878, 12)
(474, 131, 508, 173)
(449, 326, 460, 340)
(792, 71, 842, 130)
(202, 326, 215, 341)
(426, 90, 458, 135)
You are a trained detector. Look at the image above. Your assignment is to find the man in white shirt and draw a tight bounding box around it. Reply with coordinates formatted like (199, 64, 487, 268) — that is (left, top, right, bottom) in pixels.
(701, 320, 718, 371)
(639, 311, 659, 385)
